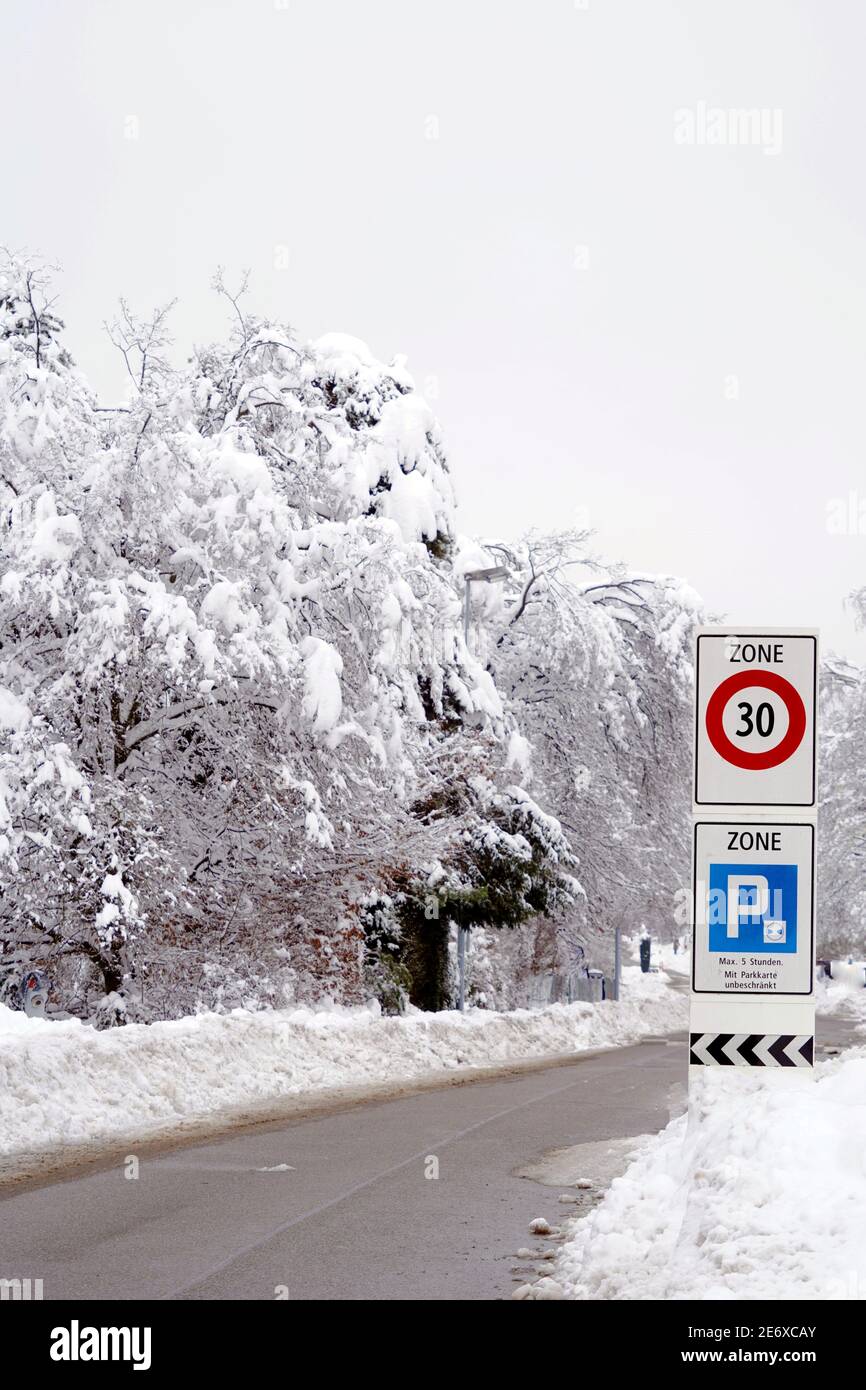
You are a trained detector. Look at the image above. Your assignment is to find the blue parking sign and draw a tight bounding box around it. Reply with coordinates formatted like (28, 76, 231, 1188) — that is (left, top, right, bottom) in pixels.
(707, 862, 798, 954)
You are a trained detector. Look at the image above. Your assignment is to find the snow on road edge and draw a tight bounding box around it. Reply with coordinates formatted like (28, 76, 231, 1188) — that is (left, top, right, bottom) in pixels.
(0, 967, 685, 1167)
(555, 1047, 866, 1301)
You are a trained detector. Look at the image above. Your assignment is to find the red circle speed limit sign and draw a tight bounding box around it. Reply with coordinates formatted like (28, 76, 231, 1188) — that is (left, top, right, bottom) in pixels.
(694, 632, 817, 808)
(704, 669, 807, 770)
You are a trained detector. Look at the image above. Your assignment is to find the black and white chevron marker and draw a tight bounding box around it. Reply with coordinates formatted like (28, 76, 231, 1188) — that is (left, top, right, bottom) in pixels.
(689, 1032, 814, 1067)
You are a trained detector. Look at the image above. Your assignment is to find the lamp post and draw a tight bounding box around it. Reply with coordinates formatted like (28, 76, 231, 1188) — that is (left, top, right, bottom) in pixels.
(462, 565, 509, 649)
(456, 564, 509, 1010)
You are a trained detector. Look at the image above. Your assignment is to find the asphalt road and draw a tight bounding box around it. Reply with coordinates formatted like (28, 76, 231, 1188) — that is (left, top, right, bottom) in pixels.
(1, 1011, 861, 1302)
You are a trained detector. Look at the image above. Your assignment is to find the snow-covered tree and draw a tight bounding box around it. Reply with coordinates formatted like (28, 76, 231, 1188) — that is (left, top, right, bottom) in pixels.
(818, 651, 866, 957)
(475, 531, 701, 975)
(0, 254, 577, 1019)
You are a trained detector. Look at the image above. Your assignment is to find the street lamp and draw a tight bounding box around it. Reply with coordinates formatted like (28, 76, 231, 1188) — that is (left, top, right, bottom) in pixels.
(457, 564, 509, 1011)
(462, 565, 509, 647)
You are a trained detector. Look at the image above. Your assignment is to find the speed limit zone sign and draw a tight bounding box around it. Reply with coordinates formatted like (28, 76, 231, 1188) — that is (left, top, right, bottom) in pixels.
(694, 630, 817, 809)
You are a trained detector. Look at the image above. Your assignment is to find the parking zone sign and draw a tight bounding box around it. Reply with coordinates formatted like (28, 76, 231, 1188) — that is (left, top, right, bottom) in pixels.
(692, 821, 814, 996)
(694, 630, 817, 809)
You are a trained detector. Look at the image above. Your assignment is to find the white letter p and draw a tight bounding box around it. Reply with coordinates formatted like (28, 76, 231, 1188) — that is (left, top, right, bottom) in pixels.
(726, 874, 769, 938)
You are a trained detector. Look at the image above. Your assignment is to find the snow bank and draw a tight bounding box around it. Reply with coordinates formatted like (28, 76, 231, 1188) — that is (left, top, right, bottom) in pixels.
(557, 1049, 866, 1301)
(0, 967, 685, 1168)
(825, 960, 866, 990)
(817, 973, 866, 1021)
(654, 945, 691, 979)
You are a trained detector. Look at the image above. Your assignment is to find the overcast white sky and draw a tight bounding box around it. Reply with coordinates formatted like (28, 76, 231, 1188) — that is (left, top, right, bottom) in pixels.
(5, 0, 866, 658)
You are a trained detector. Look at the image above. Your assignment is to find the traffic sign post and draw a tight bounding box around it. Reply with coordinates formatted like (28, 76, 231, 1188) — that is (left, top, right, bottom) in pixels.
(689, 629, 818, 1071)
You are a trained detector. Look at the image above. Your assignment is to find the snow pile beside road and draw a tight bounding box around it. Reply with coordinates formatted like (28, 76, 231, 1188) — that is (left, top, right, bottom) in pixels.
(0, 966, 685, 1166)
(816, 965, 866, 1022)
(655, 947, 690, 979)
(557, 1049, 866, 1301)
